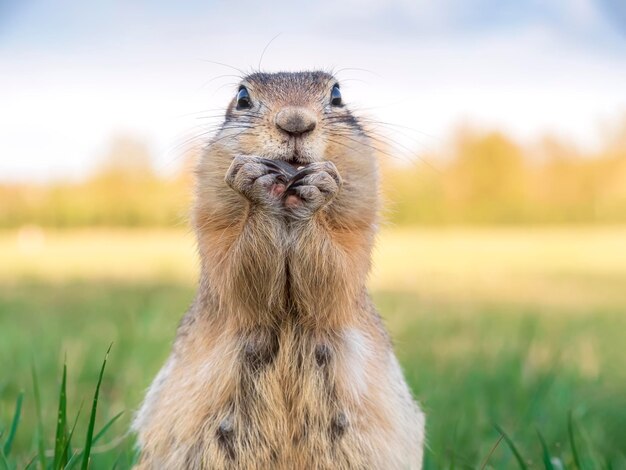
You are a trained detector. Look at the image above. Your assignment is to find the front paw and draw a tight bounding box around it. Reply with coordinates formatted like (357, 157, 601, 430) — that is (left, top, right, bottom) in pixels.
(283, 161, 342, 217)
(225, 155, 287, 207)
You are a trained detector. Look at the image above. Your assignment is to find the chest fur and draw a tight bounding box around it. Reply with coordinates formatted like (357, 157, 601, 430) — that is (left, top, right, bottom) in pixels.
(137, 323, 381, 468)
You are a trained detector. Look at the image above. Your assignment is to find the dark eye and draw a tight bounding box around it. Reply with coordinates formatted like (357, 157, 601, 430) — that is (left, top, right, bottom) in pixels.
(330, 84, 342, 106)
(236, 86, 252, 109)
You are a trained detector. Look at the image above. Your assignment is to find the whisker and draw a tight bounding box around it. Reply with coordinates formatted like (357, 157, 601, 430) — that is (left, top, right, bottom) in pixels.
(171, 126, 255, 154)
(198, 59, 246, 77)
(323, 115, 440, 155)
(257, 33, 282, 71)
(206, 128, 254, 147)
(347, 115, 440, 142)
(325, 137, 362, 155)
(200, 75, 244, 89)
(328, 132, 397, 161)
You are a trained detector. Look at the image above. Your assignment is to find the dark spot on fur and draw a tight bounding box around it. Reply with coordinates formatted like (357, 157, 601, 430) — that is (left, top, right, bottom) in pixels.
(330, 412, 348, 441)
(242, 330, 279, 372)
(217, 417, 236, 460)
(315, 343, 332, 367)
(326, 113, 364, 134)
(292, 409, 310, 445)
(219, 418, 234, 434)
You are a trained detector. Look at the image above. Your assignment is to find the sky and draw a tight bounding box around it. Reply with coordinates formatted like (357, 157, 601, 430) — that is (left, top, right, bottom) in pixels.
(1, 0, 626, 181)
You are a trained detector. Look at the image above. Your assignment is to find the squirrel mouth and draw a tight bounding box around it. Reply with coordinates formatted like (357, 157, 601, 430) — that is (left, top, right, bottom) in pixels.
(272, 159, 305, 178)
(272, 145, 312, 167)
(285, 157, 305, 168)
(277, 153, 307, 169)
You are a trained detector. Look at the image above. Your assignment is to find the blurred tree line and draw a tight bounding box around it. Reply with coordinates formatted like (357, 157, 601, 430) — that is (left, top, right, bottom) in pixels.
(1, 121, 625, 228)
(0, 137, 194, 228)
(382, 120, 626, 225)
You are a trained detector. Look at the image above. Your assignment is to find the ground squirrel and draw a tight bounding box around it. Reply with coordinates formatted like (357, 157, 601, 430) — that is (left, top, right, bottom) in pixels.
(133, 71, 425, 469)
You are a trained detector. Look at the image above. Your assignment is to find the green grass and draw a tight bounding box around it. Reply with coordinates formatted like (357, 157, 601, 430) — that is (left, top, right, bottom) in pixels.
(3, 340, 121, 469)
(1, 281, 625, 468)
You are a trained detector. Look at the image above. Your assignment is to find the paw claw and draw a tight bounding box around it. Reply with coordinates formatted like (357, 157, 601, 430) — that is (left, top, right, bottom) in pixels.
(282, 162, 342, 217)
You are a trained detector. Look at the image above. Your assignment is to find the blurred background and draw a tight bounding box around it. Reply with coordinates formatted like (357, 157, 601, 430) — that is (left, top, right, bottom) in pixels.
(1, 1, 626, 468)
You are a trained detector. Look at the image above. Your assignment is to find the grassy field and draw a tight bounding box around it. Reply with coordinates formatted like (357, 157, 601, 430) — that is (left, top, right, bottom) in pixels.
(1, 227, 625, 468)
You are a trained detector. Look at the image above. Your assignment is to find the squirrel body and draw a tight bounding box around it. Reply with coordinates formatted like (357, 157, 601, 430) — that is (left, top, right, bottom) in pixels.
(133, 71, 425, 469)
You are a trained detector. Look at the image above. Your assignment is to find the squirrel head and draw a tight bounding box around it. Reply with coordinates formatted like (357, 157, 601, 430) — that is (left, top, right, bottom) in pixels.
(216, 71, 367, 165)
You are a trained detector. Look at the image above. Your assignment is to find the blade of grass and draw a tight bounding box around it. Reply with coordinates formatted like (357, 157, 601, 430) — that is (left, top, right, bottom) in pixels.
(481, 432, 505, 470)
(65, 411, 123, 470)
(537, 429, 555, 470)
(448, 420, 458, 470)
(568, 411, 583, 470)
(25, 455, 38, 469)
(92, 411, 124, 445)
(111, 450, 126, 470)
(2, 390, 24, 457)
(54, 363, 69, 470)
(59, 403, 83, 470)
(31, 364, 46, 470)
(0, 451, 9, 470)
(64, 450, 80, 469)
(494, 424, 528, 470)
(80, 344, 112, 470)
(575, 415, 603, 467)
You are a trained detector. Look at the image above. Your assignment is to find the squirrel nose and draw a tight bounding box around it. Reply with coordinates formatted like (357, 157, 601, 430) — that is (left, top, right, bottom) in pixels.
(275, 107, 317, 136)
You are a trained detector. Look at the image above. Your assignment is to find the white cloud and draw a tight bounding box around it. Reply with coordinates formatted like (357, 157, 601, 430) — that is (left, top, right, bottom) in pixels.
(1, 2, 625, 180)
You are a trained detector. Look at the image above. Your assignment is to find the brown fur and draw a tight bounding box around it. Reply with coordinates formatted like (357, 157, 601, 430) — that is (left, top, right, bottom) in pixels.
(133, 71, 425, 469)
